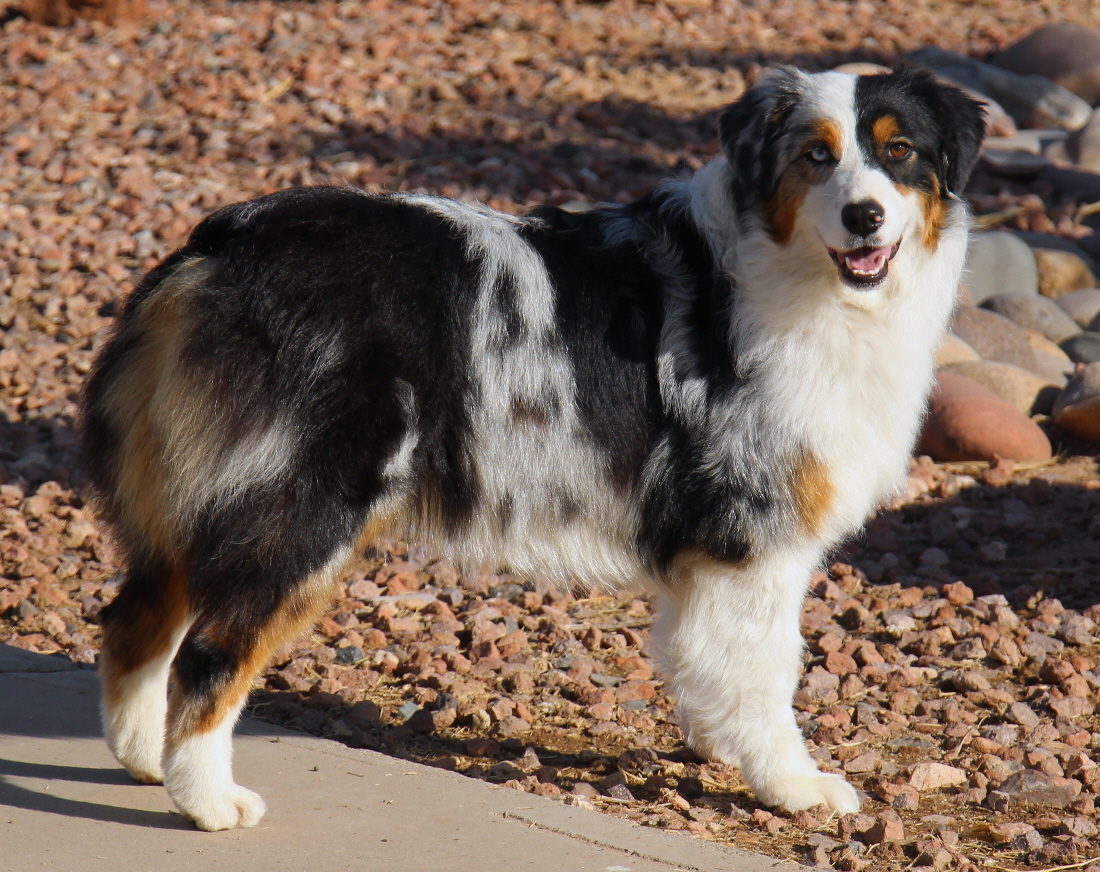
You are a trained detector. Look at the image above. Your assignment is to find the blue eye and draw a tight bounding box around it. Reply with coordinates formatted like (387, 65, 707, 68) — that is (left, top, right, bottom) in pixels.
(806, 146, 834, 165)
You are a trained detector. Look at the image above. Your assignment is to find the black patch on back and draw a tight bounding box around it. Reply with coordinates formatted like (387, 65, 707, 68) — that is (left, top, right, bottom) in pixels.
(519, 206, 664, 490)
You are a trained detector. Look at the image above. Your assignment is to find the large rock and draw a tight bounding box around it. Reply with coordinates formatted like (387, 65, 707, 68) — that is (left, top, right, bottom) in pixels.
(1013, 231, 1100, 277)
(941, 361, 1062, 415)
(909, 762, 968, 791)
(1027, 329, 1075, 381)
(950, 306, 1037, 370)
(1061, 331, 1100, 364)
(1034, 247, 1099, 298)
(909, 45, 1093, 131)
(964, 232, 1039, 304)
(918, 372, 1053, 462)
(992, 24, 1100, 106)
(1053, 363, 1100, 443)
(995, 769, 1082, 807)
(1026, 329, 1074, 364)
(1057, 288, 1100, 327)
(935, 334, 981, 367)
(1056, 107, 1100, 172)
(981, 292, 1080, 342)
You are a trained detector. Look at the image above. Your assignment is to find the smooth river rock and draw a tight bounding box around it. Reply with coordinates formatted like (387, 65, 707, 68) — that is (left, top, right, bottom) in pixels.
(918, 372, 1053, 463)
(1061, 331, 1100, 364)
(981, 292, 1081, 342)
(1034, 247, 1099, 298)
(950, 306, 1037, 370)
(1053, 363, 1100, 443)
(992, 24, 1100, 106)
(1056, 288, 1100, 327)
(964, 232, 1039, 304)
(935, 334, 981, 367)
(940, 360, 1063, 415)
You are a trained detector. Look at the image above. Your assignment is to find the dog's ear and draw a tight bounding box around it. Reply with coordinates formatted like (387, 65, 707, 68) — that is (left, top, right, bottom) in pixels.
(719, 67, 805, 212)
(902, 67, 986, 195)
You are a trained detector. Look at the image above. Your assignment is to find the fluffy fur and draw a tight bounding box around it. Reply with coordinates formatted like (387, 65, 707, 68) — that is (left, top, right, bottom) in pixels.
(82, 67, 984, 830)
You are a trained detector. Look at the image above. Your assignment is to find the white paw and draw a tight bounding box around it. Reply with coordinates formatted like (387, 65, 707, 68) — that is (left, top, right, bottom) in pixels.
(178, 784, 267, 831)
(108, 740, 164, 784)
(758, 771, 861, 815)
(123, 763, 164, 785)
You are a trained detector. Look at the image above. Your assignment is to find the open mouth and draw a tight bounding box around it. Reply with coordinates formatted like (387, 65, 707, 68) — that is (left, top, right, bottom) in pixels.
(828, 241, 901, 287)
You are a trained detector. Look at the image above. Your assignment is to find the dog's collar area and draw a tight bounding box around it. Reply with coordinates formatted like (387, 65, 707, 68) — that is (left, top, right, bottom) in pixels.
(828, 240, 901, 287)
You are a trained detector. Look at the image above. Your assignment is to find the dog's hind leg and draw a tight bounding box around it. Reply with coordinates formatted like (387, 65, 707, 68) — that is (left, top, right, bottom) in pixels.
(99, 557, 191, 785)
(162, 542, 351, 831)
(655, 550, 860, 814)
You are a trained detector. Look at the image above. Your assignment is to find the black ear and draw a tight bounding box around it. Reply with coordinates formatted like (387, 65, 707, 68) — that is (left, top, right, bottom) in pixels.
(903, 67, 986, 194)
(718, 67, 805, 211)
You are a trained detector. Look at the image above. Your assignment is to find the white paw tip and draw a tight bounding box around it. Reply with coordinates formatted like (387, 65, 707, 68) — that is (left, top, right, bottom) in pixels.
(126, 768, 164, 785)
(187, 787, 267, 831)
(765, 772, 862, 815)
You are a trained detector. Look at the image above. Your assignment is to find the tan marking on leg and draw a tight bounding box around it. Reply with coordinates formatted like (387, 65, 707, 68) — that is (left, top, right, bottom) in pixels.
(790, 450, 834, 538)
(166, 558, 352, 744)
(355, 499, 411, 553)
(100, 562, 190, 707)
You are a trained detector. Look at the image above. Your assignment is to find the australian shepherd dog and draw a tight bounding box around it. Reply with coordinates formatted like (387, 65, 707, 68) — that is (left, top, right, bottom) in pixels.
(82, 67, 985, 830)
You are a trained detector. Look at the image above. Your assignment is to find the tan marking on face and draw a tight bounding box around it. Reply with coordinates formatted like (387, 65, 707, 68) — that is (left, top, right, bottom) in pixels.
(166, 560, 349, 742)
(872, 115, 900, 151)
(791, 449, 834, 537)
(763, 170, 811, 245)
(812, 119, 843, 161)
(100, 562, 191, 706)
(920, 177, 946, 252)
(762, 120, 842, 246)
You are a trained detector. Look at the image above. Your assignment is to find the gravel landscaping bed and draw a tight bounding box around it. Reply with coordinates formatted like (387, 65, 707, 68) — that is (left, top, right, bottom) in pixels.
(4, 1, 1100, 868)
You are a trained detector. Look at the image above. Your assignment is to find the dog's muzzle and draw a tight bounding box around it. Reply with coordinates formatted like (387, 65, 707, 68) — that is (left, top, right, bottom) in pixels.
(828, 241, 901, 287)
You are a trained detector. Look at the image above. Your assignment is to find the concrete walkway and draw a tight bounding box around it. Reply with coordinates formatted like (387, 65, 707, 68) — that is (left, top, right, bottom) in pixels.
(0, 645, 794, 872)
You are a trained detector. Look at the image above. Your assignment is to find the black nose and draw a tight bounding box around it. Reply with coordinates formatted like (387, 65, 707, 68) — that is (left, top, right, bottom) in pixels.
(841, 200, 885, 237)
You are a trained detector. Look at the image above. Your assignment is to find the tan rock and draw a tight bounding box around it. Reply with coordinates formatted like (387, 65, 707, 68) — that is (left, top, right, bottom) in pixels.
(1035, 248, 1099, 299)
(1052, 363, 1100, 443)
(950, 306, 1036, 370)
(909, 761, 969, 791)
(1057, 288, 1100, 328)
(1026, 330, 1075, 381)
(1026, 329, 1074, 362)
(918, 372, 1053, 462)
(935, 334, 981, 367)
(982, 292, 1080, 342)
(941, 360, 1062, 414)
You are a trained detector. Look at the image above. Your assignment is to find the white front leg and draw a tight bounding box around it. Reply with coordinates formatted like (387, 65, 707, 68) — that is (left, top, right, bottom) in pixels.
(654, 549, 860, 814)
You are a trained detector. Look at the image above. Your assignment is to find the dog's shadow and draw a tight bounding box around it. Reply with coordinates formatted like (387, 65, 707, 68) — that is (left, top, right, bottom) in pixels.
(0, 758, 190, 829)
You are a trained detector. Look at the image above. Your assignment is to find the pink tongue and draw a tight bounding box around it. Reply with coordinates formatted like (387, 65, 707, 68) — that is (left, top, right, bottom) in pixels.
(845, 247, 890, 272)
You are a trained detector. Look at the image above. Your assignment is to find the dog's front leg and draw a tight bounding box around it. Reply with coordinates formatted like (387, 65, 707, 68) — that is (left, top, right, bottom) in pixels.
(654, 549, 860, 814)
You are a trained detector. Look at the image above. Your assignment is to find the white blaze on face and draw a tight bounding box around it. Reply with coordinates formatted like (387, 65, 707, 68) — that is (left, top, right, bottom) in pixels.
(797, 72, 918, 256)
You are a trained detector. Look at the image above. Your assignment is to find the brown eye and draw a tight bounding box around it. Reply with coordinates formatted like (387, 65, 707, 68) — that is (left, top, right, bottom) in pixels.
(887, 142, 912, 160)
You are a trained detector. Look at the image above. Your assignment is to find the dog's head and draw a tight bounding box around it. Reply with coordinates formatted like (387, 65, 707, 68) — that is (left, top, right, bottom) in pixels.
(719, 67, 985, 294)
